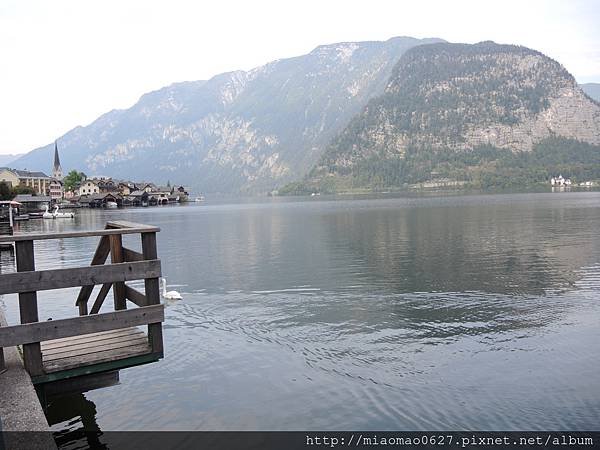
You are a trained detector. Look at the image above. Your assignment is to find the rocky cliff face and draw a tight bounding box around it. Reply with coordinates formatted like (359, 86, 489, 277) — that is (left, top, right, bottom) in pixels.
(315, 42, 600, 178)
(12, 36, 443, 193)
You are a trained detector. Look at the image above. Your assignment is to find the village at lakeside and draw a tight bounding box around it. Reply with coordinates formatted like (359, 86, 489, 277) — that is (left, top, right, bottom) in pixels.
(0, 143, 193, 215)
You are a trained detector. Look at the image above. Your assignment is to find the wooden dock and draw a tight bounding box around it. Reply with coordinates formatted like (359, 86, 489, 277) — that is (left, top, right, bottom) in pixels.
(0, 220, 165, 396)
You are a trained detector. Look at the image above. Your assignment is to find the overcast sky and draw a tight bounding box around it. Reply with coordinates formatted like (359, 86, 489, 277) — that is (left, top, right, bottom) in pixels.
(1, 0, 598, 155)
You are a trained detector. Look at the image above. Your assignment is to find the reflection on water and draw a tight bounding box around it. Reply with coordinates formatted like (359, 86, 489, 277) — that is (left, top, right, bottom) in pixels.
(1, 192, 600, 437)
(46, 394, 105, 450)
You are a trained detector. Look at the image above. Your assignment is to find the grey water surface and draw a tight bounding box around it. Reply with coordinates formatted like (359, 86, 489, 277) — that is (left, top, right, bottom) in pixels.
(1, 191, 599, 434)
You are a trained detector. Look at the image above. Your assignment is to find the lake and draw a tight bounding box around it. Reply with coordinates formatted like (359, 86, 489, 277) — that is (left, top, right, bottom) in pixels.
(1, 191, 599, 436)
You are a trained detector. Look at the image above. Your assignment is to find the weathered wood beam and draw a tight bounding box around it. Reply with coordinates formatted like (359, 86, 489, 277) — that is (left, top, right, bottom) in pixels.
(76, 233, 111, 314)
(0, 305, 164, 348)
(125, 285, 148, 307)
(141, 232, 163, 355)
(90, 283, 112, 314)
(123, 247, 144, 262)
(0, 226, 160, 244)
(0, 260, 162, 295)
(107, 220, 159, 230)
(15, 240, 44, 376)
(110, 235, 127, 311)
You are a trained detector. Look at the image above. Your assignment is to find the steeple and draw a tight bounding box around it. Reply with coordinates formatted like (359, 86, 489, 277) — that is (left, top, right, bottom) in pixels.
(53, 141, 63, 180)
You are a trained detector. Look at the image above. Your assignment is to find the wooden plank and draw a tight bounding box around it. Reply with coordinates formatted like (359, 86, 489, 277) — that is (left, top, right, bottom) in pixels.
(142, 231, 163, 355)
(15, 239, 44, 376)
(43, 337, 149, 362)
(123, 247, 144, 262)
(42, 331, 145, 356)
(0, 259, 162, 295)
(125, 285, 148, 307)
(0, 226, 161, 243)
(41, 328, 143, 350)
(0, 304, 164, 348)
(43, 341, 152, 373)
(107, 220, 159, 230)
(90, 283, 112, 314)
(76, 232, 111, 314)
(110, 235, 127, 310)
(32, 353, 162, 384)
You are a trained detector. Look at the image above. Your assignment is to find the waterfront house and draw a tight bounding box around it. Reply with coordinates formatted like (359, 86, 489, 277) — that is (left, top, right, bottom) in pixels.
(550, 175, 572, 186)
(124, 190, 150, 207)
(175, 186, 190, 202)
(97, 178, 118, 193)
(140, 183, 158, 193)
(68, 195, 82, 205)
(12, 194, 51, 213)
(78, 178, 118, 196)
(117, 181, 137, 196)
(78, 179, 101, 195)
(151, 186, 172, 205)
(48, 179, 64, 200)
(0, 168, 53, 195)
(82, 193, 122, 208)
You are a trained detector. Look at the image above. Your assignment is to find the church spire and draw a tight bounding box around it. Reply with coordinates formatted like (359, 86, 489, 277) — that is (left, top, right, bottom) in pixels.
(53, 141, 63, 180)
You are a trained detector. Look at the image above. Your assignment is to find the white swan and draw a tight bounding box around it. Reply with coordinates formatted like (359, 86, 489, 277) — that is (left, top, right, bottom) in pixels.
(42, 205, 55, 219)
(53, 205, 74, 218)
(161, 277, 182, 300)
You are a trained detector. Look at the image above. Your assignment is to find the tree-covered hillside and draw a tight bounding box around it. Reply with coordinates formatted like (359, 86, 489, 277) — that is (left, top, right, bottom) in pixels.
(287, 42, 600, 193)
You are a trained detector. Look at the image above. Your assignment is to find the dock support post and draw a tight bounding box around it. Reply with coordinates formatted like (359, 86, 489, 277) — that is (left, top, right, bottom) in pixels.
(110, 234, 127, 311)
(141, 232, 163, 355)
(15, 239, 44, 377)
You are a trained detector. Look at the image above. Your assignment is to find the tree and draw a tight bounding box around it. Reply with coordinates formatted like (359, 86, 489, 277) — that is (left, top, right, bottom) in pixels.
(11, 185, 36, 196)
(64, 170, 85, 192)
(0, 182, 12, 200)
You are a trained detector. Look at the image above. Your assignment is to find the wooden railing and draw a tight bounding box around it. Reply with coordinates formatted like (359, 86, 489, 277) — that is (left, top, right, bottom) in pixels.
(0, 221, 164, 378)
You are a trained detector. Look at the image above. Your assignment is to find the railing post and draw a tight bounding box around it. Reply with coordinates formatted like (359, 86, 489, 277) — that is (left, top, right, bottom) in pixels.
(110, 234, 127, 311)
(15, 239, 44, 376)
(141, 231, 163, 355)
(0, 348, 5, 373)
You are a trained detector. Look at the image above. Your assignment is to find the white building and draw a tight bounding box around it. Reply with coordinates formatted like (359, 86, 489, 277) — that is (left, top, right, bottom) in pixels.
(550, 175, 572, 186)
(78, 179, 101, 195)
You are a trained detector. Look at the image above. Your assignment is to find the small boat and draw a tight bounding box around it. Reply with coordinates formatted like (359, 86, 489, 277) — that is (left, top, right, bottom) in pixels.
(194, 196, 205, 202)
(52, 205, 75, 218)
(42, 205, 55, 219)
(106, 201, 118, 209)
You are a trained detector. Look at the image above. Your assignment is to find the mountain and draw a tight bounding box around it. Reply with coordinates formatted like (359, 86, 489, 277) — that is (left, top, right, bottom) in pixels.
(581, 83, 600, 102)
(12, 36, 443, 193)
(297, 41, 600, 192)
(0, 153, 24, 166)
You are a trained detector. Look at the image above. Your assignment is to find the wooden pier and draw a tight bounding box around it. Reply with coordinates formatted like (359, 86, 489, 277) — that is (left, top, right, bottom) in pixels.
(0, 221, 164, 397)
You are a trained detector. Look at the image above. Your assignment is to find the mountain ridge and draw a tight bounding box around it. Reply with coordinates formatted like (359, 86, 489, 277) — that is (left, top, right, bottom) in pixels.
(295, 41, 600, 192)
(12, 36, 444, 193)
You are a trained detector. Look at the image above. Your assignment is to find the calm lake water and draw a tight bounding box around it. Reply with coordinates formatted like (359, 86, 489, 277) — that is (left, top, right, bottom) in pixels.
(1, 191, 600, 437)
